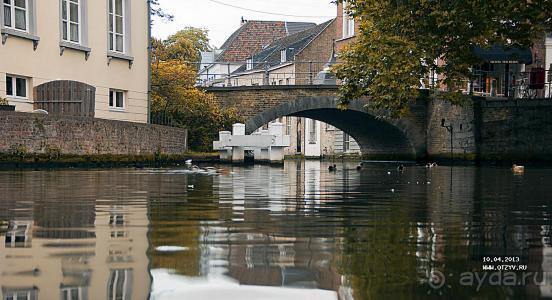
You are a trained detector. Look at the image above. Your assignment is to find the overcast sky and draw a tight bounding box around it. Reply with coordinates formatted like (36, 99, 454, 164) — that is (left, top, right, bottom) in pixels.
(152, 0, 336, 48)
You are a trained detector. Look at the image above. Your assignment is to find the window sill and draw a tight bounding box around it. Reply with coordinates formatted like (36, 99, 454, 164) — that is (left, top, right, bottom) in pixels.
(108, 107, 126, 112)
(1, 28, 40, 50)
(336, 35, 356, 43)
(60, 41, 91, 60)
(107, 51, 134, 68)
(6, 97, 31, 103)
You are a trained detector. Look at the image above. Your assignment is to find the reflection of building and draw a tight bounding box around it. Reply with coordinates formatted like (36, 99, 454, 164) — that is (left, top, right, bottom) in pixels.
(0, 175, 151, 300)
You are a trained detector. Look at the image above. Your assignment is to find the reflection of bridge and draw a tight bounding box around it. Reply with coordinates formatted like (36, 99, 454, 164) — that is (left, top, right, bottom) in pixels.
(206, 85, 552, 161)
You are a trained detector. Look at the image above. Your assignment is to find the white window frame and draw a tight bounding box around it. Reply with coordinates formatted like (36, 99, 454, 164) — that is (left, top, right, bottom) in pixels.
(3, 0, 29, 32)
(109, 89, 125, 110)
(61, 0, 81, 44)
(5, 74, 29, 101)
(280, 49, 286, 63)
(246, 58, 253, 70)
(342, 1, 355, 38)
(343, 132, 351, 152)
(61, 286, 84, 300)
(3, 288, 37, 300)
(108, 0, 125, 53)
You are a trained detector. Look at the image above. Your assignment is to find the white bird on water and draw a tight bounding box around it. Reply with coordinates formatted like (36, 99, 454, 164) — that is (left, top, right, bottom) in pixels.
(185, 159, 192, 165)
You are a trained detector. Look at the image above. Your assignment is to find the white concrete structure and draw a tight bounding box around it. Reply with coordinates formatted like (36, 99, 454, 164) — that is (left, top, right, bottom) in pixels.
(213, 123, 291, 163)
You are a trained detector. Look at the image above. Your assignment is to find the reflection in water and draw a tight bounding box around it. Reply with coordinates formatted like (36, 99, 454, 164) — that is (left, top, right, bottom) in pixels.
(1, 163, 552, 299)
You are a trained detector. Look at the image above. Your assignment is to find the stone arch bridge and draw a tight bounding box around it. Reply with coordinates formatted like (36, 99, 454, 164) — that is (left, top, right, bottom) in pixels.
(206, 85, 429, 160)
(205, 85, 552, 161)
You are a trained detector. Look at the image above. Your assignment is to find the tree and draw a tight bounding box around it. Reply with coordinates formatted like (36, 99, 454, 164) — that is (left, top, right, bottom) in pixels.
(150, 0, 173, 21)
(333, 0, 552, 117)
(151, 29, 241, 151)
(164, 28, 211, 65)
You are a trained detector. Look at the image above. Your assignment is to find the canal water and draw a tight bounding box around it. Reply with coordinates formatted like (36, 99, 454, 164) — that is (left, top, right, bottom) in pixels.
(1, 161, 552, 299)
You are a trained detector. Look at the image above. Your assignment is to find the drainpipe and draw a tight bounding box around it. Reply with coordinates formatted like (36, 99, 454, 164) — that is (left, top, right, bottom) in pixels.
(147, 0, 152, 124)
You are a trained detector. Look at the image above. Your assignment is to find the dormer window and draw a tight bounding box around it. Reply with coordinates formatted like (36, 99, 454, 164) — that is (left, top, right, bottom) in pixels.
(280, 49, 286, 63)
(246, 58, 253, 70)
(342, 1, 355, 38)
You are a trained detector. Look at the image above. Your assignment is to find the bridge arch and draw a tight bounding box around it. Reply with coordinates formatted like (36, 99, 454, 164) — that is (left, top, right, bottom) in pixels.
(246, 96, 426, 159)
(206, 86, 428, 160)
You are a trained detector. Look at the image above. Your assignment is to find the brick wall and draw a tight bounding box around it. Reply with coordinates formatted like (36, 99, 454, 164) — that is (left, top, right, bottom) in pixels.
(295, 20, 337, 85)
(335, 1, 359, 52)
(0, 112, 187, 156)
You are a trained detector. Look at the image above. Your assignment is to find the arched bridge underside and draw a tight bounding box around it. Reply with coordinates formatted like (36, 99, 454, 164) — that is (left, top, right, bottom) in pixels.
(206, 86, 428, 160)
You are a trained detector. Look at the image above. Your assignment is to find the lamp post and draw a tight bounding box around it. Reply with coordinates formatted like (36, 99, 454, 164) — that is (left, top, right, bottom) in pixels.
(441, 118, 453, 163)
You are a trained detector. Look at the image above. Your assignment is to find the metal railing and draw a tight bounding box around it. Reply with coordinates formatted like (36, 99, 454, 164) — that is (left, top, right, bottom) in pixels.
(195, 61, 330, 87)
(465, 68, 552, 99)
(194, 60, 552, 99)
(150, 111, 178, 127)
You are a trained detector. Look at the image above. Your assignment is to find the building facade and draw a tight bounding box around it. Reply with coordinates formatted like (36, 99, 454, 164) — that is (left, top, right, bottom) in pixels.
(223, 18, 361, 157)
(0, 0, 149, 123)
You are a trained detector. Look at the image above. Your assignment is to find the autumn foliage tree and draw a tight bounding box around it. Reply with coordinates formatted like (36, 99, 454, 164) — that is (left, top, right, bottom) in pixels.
(151, 28, 241, 151)
(333, 0, 552, 117)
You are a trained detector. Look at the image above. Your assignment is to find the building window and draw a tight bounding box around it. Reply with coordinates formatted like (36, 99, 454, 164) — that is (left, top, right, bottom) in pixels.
(308, 119, 317, 144)
(109, 89, 125, 110)
(342, 1, 355, 38)
(280, 49, 286, 63)
(286, 117, 292, 135)
(343, 132, 351, 152)
(108, 269, 132, 300)
(246, 58, 253, 70)
(5, 74, 28, 99)
(108, 0, 124, 53)
(3, 0, 28, 31)
(61, 0, 80, 43)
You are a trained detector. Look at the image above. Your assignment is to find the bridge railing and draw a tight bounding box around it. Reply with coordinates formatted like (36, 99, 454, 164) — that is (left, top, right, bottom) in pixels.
(195, 61, 330, 87)
(462, 68, 552, 99)
(195, 60, 552, 100)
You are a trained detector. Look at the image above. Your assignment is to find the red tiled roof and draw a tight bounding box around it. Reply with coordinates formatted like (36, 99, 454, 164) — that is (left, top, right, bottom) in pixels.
(217, 21, 316, 62)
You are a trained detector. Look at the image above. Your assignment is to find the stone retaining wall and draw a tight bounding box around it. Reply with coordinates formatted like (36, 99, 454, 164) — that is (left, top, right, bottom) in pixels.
(0, 112, 187, 157)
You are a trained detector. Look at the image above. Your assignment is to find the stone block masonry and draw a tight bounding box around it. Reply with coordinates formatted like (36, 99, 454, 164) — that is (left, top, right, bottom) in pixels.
(0, 112, 187, 163)
(478, 98, 552, 161)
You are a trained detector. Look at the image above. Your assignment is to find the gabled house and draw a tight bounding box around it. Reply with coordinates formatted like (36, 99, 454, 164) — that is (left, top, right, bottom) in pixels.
(227, 19, 335, 87)
(198, 20, 316, 86)
(225, 18, 361, 157)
